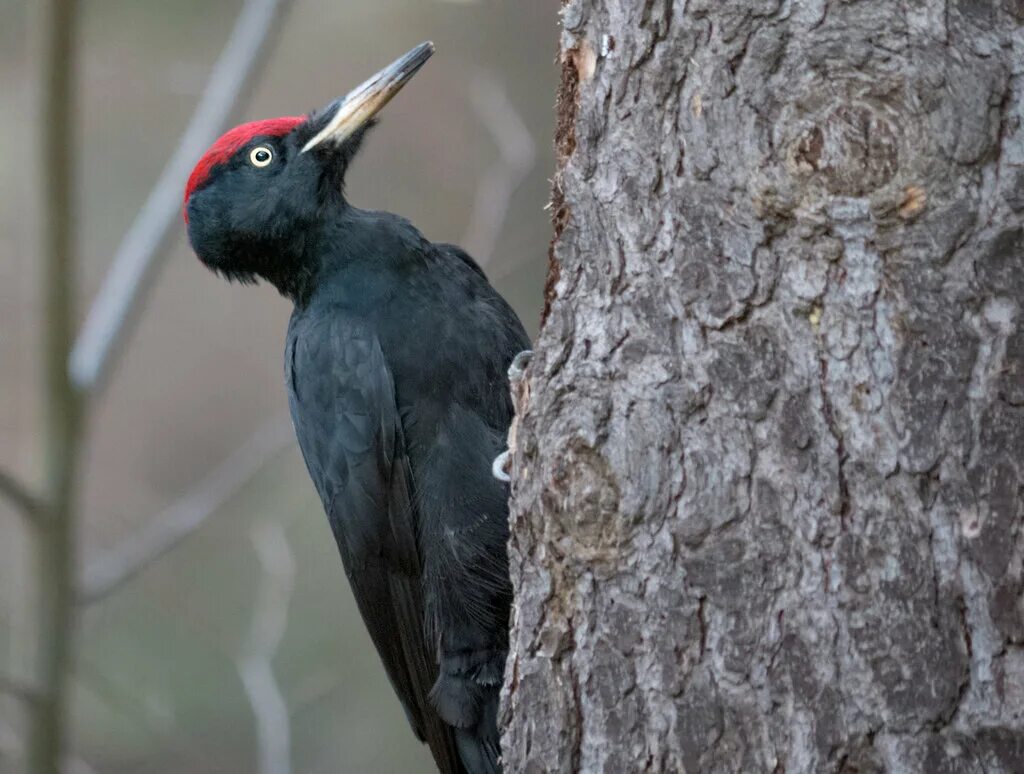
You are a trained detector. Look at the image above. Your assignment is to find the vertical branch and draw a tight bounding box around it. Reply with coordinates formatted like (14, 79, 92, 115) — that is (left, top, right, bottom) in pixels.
(237, 522, 294, 774)
(1, 717, 98, 774)
(17, 1, 295, 767)
(31, 0, 82, 771)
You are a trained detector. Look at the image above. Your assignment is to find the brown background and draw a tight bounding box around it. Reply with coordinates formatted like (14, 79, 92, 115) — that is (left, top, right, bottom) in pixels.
(0, 1, 556, 771)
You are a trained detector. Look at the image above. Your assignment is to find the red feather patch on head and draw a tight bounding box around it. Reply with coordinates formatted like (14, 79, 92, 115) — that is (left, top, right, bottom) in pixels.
(183, 116, 304, 221)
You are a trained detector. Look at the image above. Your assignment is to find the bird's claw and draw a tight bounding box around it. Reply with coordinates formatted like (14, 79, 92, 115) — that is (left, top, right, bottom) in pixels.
(492, 450, 511, 483)
(495, 351, 532, 483)
(508, 350, 533, 383)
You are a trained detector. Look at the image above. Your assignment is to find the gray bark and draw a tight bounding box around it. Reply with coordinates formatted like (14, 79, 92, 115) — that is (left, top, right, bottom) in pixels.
(503, 1, 1024, 772)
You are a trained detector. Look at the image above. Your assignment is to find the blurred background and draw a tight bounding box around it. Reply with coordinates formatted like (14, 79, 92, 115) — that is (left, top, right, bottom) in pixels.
(0, 1, 555, 771)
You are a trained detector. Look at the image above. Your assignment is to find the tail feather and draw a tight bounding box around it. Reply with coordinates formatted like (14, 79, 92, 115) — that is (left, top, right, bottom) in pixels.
(454, 693, 501, 774)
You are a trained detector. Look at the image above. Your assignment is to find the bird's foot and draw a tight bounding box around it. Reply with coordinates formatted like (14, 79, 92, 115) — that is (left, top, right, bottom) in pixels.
(507, 350, 533, 383)
(494, 350, 533, 484)
(491, 450, 511, 483)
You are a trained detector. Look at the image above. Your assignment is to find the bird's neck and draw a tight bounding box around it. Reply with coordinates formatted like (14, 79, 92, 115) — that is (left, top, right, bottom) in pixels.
(266, 202, 361, 306)
(275, 204, 418, 310)
(266, 260, 319, 306)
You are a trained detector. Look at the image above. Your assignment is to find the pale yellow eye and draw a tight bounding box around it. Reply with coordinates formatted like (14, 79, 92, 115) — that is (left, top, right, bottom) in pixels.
(249, 146, 273, 167)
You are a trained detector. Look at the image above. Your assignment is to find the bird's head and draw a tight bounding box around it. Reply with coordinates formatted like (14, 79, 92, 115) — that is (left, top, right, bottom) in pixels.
(183, 42, 434, 296)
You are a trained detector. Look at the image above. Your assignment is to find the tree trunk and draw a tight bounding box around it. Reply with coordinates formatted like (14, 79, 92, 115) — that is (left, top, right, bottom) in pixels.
(503, 1, 1024, 772)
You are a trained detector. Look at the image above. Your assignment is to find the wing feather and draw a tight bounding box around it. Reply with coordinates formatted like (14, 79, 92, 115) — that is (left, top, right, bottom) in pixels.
(287, 313, 461, 773)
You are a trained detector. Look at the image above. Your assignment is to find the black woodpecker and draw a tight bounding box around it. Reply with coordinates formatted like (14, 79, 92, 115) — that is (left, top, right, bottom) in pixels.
(183, 43, 530, 774)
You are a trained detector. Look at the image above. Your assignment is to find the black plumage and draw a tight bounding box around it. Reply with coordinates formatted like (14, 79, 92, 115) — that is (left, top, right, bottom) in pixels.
(183, 45, 529, 774)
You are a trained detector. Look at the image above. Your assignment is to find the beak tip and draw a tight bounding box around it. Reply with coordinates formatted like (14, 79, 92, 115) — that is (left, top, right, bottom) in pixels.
(301, 42, 436, 155)
(414, 41, 436, 64)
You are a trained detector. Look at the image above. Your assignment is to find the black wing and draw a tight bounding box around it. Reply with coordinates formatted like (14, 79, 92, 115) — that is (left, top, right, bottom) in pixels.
(286, 312, 462, 774)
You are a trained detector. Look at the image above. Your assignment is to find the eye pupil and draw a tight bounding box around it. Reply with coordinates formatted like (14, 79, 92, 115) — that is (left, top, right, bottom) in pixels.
(250, 146, 273, 166)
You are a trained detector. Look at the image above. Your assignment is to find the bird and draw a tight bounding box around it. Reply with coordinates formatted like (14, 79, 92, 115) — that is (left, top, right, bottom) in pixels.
(182, 42, 530, 774)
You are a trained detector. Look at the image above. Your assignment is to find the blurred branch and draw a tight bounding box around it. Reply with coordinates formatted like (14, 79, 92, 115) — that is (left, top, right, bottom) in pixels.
(31, 0, 83, 770)
(68, 0, 296, 395)
(461, 73, 536, 265)
(0, 672, 39, 705)
(77, 415, 295, 605)
(62, 757, 98, 774)
(238, 521, 294, 774)
(287, 668, 345, 716)
(0, 467, 43, 523)
(74, 658, 213, 771)
(0, 718, 97, 774)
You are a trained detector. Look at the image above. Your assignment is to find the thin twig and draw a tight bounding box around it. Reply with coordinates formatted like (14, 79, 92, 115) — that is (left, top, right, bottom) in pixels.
(0, 672, 40, 705)
(461, 72, 537, 265)
(63, 757, 99, 774)
(68, 0, 295, 395)
(237, 521, 294, 774)
(77, 415, 295, 605)
(74, 658, 192, 760)
(0, 467, 43, 522)
(287, 668, 346, 717)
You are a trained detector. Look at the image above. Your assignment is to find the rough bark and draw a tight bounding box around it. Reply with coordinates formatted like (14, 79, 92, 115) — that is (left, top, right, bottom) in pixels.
(503, 2, 1024, 772)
